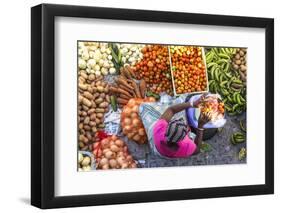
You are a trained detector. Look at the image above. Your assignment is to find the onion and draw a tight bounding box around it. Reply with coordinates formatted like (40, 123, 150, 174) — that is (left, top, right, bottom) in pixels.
(127, 132, 135, 139)
(109, 159, 118, 168)
(101, 138, 109, 148)
(105, 150, 115, 159)
(111, 135, 117, 141)
(109, 141, 115, 146)
(132, 118, 140, 127)
(102, 148, 110, 155)
(128, 99, 136, 106)
(123, 117, 131, 125)
(130, 112, 138, 119)
(110, 144, 119, 152)
(121, 163, 129, 169)
(102, 164, 109, 170)
(99, 158, 108, 166)
(130, 163, 137, 168)
(123, 125, 132, 134)
(122, 107, 131, 115)
(126, 155, 133, 162)
(97, 149, 102, 158)
(93, 142, 100, 149)
(131, 105, 139, 113)
(117, 151, 124, 157)
(138, 128, 145, 136)
(133, 134, 141, 141)
(115, 139, 124, 147)
(117, 156, 125, 165)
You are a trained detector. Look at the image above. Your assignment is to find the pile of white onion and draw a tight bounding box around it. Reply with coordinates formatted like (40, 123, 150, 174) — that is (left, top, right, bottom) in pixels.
(93, 135, 137, 170)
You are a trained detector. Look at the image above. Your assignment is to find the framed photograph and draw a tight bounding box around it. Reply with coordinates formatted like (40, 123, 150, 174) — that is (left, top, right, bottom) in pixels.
(31, 3, 274, 209)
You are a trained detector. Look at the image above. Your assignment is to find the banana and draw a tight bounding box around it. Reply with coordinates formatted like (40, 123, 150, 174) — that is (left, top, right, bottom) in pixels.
(210, 65, 217, 79)
(206, 52, 214, 63)
(239, 95, 246, 103)
(227, 95, 233, 103)
(215, 67, 221, 82)
(223, 62, 230, 72)
(233, 79, 243, 84)
(217, 59, 229, 65)
(218, 53, 230, 60)
(219, 73, 225, 82)
(232, 103, 240, 112)
(207, 62, 218, 69)
(220, 81, 228, 88)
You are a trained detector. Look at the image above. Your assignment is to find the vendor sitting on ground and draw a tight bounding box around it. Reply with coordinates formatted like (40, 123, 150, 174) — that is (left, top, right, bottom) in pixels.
(153, 96, 211, 158)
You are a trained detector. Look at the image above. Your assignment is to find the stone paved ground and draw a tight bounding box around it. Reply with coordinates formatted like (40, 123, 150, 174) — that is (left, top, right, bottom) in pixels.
(119, 113, 246, 168)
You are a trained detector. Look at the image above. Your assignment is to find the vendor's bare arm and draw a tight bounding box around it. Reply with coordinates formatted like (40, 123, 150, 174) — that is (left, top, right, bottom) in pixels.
(160, 102, 192, 122)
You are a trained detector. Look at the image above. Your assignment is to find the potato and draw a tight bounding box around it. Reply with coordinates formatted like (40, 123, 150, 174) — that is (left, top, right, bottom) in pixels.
(81, 156, 91, 166)
(82, 97, 92, 107)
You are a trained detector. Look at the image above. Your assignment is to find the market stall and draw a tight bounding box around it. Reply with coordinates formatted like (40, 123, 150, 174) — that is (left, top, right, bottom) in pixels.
(77, 42, 247, 171)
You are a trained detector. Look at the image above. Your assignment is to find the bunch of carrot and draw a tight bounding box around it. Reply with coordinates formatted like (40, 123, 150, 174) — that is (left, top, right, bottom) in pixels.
(109, 65, 147, 108)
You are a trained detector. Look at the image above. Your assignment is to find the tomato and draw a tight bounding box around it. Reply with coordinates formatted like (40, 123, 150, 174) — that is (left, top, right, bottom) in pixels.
(170, 46, 207, 94)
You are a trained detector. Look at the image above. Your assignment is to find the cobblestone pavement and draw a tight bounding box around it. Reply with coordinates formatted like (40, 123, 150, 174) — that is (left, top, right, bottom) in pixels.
(119, 113, 246, 168)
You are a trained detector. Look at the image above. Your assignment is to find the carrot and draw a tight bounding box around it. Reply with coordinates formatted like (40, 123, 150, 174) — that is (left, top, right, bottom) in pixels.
(115, 78, 134, 90)
(127, 66, 137, 79)
(139, 79, 147, 98)
(117, 88, 132, 97)
(109, 86, 120, 94)
(131, 81, 141, 98)
(119, 84, 132, 93)
(119, 94, 131, 100)
(122, 66, 133, 79)
(117, 97, 129, 105)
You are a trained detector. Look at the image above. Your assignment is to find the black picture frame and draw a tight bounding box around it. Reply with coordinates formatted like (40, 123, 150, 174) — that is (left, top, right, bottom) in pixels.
(31, 3, 274, 209)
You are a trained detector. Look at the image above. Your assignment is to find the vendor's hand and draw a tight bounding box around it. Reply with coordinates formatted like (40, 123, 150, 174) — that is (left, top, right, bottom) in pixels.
(193, 93, 208, 108)
(198, 111, 212, 128)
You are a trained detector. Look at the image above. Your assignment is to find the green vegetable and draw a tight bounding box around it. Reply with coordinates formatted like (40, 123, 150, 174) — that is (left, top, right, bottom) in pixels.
(200, 142, 212, 152)
(240, 120, 246, 132)
(110, 95, 117, 112)
(238, 147, 246, 161)
(230, 132, 246, 145)
(205, 47, 247, 115)
(146, 91, 160, 100)
(109, 43, 123, 73)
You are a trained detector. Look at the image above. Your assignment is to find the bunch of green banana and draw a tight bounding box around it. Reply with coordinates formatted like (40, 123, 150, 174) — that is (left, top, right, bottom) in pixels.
(231, 132, 246, 145)
(238, 147, 246, 161)
(239, 119, 246, 132)
(205, 47, 246, 115)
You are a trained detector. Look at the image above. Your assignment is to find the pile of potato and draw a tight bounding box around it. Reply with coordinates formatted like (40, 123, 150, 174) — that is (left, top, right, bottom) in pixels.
(93, 135, 137, 169)
(121, 98, 155, 144)
(231, 48, 247, 82)
(78, 70, 110, 151)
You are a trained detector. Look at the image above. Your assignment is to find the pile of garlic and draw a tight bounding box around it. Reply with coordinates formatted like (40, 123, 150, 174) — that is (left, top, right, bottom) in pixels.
(119, 44, 144, 66)
(78, 42, 116, 76)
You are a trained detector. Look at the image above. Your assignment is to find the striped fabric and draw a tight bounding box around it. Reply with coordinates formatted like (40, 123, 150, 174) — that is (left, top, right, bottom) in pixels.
(165, 118, 188, 144)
